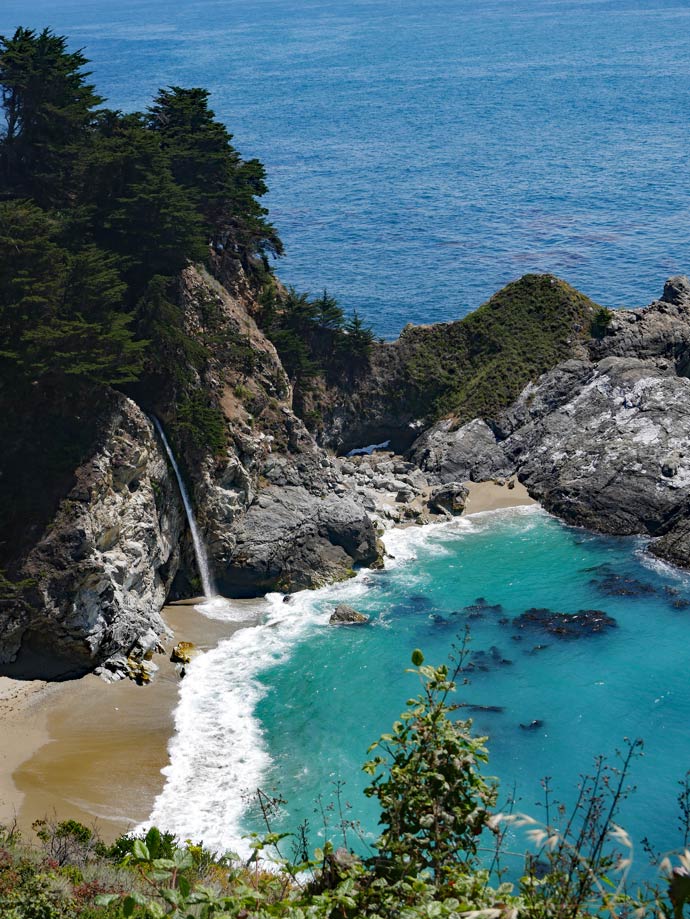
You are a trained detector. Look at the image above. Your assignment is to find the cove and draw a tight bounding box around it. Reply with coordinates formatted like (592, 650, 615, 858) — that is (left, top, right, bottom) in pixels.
(147, 507, 690, 877)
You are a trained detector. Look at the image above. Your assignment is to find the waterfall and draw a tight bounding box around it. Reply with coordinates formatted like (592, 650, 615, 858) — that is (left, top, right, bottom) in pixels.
(151, 416, 216, 599)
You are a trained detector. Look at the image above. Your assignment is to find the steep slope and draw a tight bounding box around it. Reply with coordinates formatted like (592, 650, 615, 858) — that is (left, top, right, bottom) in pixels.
(0, 259, 381, 675)
(308, 274, 599, 453)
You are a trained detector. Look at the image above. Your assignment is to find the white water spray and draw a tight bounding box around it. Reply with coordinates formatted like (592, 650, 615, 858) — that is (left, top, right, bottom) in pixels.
(151, 416, 215, 599)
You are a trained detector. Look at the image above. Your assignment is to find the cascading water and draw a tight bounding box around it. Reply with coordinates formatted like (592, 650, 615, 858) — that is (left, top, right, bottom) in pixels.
(151, 416, 216, 599)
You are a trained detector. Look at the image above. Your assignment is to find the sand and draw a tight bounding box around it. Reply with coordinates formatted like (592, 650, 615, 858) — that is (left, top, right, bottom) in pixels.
(0, 602, 259, 840)
(463, 478, 536, 515)
(0, 481, 535, 840)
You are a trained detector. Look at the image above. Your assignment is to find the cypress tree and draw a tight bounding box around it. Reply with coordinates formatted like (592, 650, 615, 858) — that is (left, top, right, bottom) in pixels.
(0, 27, 102, 206)
(149, 86, 283, 262)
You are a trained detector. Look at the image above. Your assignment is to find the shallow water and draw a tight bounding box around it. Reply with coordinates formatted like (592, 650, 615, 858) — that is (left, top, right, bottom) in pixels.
(2, 0, 690, 335)
(146, 508, 690, 878)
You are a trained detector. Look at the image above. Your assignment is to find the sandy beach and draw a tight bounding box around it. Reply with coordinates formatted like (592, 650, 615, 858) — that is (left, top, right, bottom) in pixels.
(0, 603, 258, 840)
(463, 478, 536, 515)
(0, 480, 534, 841)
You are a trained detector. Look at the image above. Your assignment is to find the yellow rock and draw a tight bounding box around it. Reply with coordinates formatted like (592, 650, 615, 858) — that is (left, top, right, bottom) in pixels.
(171, 641, 195, 664)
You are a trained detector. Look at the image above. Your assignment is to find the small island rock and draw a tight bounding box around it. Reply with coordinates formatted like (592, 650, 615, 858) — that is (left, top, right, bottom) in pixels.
(329, 604, 370, 625)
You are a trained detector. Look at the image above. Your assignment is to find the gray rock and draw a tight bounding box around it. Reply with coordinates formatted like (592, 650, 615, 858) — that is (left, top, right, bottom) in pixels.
(329, 604, 369, 624)
(428, 483, 469, 516)
(216, 486, 379, 596)
(3, 394, 182, 674)
(501, 356, 690, 538)
(404, 278, 690, 570)
(409, 418, 513, 483)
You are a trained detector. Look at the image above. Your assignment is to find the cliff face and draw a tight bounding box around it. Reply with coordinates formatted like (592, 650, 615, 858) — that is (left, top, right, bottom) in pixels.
(170, 265, 380, 598)
(7, 266, 690, 678)
(1, 392, 183, 678)
(1, 261, 380, 673)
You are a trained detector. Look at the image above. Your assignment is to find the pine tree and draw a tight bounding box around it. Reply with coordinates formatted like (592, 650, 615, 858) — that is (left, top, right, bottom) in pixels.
(80, 112, 207, 291)
(344, 308, 375, 360)
(0, 201, 145, 384)
(313, 288, 344, 330)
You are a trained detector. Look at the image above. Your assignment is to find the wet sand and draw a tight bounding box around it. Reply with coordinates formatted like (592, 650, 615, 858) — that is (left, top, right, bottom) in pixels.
(463, 479, 536, 515)
(0, 603, 259, 840)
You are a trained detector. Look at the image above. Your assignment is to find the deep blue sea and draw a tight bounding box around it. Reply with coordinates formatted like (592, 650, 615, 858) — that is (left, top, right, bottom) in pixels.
(6, 0, 690, 880)
(2, 0, 690, 336)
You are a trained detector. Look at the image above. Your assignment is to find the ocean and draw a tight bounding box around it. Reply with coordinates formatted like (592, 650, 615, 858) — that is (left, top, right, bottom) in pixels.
(2, 0, 689, 336)
(4, 0, 690, 880)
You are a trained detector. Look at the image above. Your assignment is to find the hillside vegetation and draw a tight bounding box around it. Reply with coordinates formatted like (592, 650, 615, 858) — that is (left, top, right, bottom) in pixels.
(398, 274, 599, 423)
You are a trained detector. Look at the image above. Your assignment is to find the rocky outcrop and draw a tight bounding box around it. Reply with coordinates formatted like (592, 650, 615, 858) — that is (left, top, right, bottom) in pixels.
(1, 393, 183, 676)
(588, 275, 690, 372)
(427, 482, 469, 516)
(163, 267, 383, 596)
(217, 483, 378, 595)
(330, 604, 369, 624)
(9, 266, 690, 678)
(408, 276, 690, 569)
(307, 274, 598, 454)
(500, 356, 690, 537)
(410, 418, 512, 484)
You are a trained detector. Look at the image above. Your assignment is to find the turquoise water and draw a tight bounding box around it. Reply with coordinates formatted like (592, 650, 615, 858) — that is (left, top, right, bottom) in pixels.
(2, 0, 690, 335)
(146, 508, 690, 879)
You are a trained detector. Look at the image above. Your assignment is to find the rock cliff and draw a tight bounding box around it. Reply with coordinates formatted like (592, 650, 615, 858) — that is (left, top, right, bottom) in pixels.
(6, 265, 690, 678)
(1, 392, 182, 678)
(1, 261, 383, 673)
(410, 276, 690, 568)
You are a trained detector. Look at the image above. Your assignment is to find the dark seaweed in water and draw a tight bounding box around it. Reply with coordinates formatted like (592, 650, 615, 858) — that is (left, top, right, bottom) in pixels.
(587, 564, 657, 598)
(466, 646, 513, 671)
(587, 564, 690, 609)
(512, 607, 617, 638)
(463, 597, 504, 620)
(663, 586, 690, 610)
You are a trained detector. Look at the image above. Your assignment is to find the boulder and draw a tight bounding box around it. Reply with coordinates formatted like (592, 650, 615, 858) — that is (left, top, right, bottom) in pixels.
(409, 418, 513, 484)
(171, 641, 195, 664)
(428, 482, 469, 516)
(329, 604, 369, 625)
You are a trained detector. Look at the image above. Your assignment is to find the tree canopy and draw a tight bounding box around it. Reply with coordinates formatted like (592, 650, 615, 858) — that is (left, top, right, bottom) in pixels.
(0, 26, 282, 390)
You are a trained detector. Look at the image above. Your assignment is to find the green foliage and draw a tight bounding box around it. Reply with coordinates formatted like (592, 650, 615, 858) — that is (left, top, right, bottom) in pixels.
(0, 27, 282, 399)
(0, 569, 35, 599)
(363, 651, 497, 884)
(397, 274, 600, 423)
(172, 391, 227, 455)
(0, 651, 684, 919)
(0, 201, 145, 385)
(258, 284, 375, 399)
(149, 86, 282, 262)
(0, 27, 102, 207)
(591, 306, 613, 339)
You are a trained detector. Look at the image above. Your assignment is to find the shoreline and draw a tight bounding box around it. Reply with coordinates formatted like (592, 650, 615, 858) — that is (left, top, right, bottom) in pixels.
(0, 604, 255, 840)
(0, 480, 534, 840)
